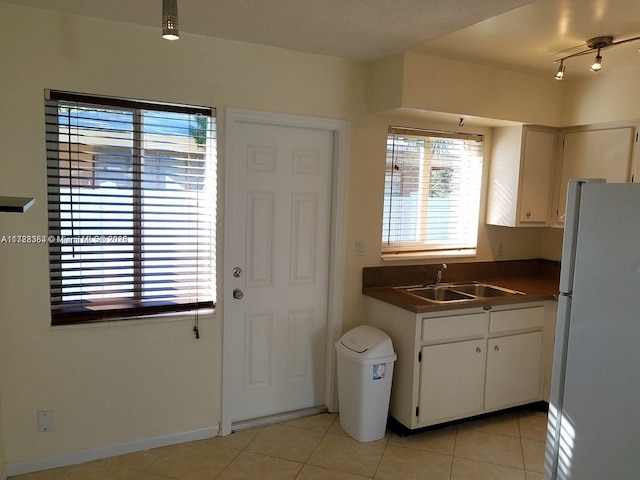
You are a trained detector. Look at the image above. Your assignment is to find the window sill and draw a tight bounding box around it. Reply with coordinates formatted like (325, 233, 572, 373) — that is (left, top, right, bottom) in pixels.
(382, 249, 477, 262)
(50, 308, 215, 330)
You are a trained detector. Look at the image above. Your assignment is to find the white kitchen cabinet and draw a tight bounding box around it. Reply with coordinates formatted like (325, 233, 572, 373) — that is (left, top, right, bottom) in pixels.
(485, 331, 543, 410)
(486, 125, 556, 226)
(365, 298, 549, 430)
(418, 339, 486, 424)
(555, 127, 635, 223)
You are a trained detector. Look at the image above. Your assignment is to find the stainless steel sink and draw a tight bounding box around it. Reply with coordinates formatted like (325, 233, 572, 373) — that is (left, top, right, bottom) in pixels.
(406, 287, 474, 302)
(404, 282, 524, 303)
(447, 283, 524, 298)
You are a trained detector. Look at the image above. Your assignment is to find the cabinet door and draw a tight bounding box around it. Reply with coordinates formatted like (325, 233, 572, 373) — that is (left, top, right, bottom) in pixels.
(484, 331, 543, 410)
(418, 339, 486, 424)
(519, 129, 555, 223)
(557, 128, 634, 222)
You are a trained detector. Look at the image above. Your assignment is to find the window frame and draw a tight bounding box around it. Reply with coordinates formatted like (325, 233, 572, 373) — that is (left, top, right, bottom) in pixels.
(382, 126, 484, 259)
(45, 90, 216, 325)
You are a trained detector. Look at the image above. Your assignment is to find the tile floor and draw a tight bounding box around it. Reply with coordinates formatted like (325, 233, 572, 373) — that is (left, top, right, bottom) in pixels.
(11, 408, 548, 480)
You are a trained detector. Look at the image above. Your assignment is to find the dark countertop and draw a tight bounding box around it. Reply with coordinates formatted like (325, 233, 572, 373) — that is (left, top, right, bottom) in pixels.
(362, 259, 560, 314)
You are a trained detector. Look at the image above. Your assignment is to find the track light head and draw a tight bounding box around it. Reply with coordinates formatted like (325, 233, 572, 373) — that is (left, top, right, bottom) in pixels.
(591, 50, 603, 72)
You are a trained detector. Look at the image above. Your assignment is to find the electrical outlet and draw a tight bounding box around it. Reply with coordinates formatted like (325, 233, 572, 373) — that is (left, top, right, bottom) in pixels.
(496, 241, 504, 258)
(38, 411, 53, 432)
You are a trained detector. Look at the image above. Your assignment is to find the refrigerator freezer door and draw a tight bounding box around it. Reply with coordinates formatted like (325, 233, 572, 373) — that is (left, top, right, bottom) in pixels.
(558, 179, 605, 294)
(553, 183, 640, 479)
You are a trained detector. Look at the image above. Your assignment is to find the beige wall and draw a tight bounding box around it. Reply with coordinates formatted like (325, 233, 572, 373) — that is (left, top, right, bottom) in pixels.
(2, 1, 639, 472)
(561, 67, 640, 126)
(0, 3, 367, 467)
(0, 385, 5, 480)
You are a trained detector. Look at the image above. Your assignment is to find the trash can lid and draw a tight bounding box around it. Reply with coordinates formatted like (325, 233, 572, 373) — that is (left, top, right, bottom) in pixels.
(339, 325, 394, 357)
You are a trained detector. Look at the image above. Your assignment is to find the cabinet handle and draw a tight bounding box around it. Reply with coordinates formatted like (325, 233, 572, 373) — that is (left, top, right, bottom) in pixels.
(526, 211, 531, 218)
(476, 347, 482, 353)
(494, 345, 500, 351)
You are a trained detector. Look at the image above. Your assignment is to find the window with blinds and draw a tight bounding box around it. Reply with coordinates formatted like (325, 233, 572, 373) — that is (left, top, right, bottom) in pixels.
(45, 90, 216, 325)
(382, 126, 484, 257)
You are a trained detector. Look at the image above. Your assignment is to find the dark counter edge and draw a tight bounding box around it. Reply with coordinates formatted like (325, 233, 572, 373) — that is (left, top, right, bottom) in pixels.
(363, 259, 560, 314)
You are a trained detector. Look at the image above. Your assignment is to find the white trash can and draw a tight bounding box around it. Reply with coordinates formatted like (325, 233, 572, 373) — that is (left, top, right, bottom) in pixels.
(335, 325, 396, 442)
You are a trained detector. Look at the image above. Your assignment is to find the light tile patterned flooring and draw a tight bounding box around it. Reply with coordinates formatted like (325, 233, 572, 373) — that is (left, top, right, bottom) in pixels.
(12, 408, 547, 480)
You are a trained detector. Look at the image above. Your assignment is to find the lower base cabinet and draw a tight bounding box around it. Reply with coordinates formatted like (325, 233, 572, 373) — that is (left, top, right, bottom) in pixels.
(365, 298, 552, 430)
(418, 339, 486, 424)
(485, 331, 543, 410)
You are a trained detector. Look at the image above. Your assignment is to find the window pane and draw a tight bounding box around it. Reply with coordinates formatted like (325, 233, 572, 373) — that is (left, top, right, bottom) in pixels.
(382, 129, 483, 256)
(55, 106, 136, 305)
(141, 111, 214, 306)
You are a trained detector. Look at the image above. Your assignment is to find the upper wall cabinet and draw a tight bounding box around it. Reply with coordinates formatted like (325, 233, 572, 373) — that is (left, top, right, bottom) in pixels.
(486, 125, 557, 227)
(555, 127, 636, 223)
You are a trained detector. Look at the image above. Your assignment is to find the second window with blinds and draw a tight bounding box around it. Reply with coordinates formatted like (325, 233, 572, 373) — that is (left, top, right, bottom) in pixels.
(382, 126, 484, 259)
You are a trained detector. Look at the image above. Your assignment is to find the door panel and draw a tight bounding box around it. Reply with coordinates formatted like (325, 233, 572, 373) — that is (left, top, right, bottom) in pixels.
(244, 313, 272, 389)
(246, 192, 275, 287)
(290, 193, 319, 284)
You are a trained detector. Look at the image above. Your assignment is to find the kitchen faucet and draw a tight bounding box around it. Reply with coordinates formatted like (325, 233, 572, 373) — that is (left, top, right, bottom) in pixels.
(435, 263, 447, 284)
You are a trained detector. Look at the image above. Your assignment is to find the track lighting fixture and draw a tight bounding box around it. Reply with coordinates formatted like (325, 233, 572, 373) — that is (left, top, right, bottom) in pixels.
(162, 0, 179, 40)
(553, 35, 640, 79)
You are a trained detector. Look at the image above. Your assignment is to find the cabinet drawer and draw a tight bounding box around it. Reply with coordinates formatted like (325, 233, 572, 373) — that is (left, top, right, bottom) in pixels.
(490, 306, 544, 333)
(422, 313, 488, 342)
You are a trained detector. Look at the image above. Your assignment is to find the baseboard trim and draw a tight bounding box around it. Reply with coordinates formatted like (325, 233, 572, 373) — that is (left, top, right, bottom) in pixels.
(5, 425, 219, 477)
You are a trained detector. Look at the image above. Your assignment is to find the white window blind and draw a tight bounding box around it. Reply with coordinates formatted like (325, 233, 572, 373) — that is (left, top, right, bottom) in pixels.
(45, 90, 216, 325)
(382, 126, 484, 257)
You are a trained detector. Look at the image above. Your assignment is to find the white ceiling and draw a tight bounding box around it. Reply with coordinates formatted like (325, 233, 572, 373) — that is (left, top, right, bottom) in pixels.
(5, 0, 640, 79)
(412, 0, 640, 78)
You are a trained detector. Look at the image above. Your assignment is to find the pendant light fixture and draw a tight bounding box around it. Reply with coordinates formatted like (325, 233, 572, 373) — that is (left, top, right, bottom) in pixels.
(553, 35, 640, 80)
(162, 0, 179, 40)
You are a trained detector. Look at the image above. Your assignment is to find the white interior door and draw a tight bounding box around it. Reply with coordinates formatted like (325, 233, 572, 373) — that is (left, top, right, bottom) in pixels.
(225, 114, 335, 427)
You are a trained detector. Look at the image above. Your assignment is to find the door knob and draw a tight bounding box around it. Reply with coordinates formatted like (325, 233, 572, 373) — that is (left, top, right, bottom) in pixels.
(233, 288, 244, 300)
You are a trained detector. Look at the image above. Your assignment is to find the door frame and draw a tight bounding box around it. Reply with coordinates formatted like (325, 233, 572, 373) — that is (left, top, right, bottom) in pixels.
(221, 108, 349, 435)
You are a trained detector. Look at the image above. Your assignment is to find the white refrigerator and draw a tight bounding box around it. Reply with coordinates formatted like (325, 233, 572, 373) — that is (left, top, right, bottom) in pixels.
(545, 179, 640, 479)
